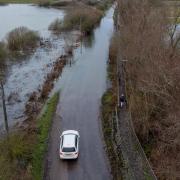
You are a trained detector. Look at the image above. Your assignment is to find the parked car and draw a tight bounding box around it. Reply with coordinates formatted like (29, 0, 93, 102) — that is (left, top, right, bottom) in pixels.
(59, 130, 80, 159)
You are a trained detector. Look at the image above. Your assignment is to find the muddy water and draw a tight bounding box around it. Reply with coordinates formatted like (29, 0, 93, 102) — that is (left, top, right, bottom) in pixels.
(0, 4, 65, 129)
(47, 6, 115, 180)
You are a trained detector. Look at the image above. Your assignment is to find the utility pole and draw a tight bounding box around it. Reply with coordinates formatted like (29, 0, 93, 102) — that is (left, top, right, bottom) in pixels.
(1, 81, 9, 134)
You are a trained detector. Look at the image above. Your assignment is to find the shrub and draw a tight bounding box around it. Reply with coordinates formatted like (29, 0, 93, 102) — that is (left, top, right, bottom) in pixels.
(49, 6, 103, 35)
(64, 7, 103, 34)
(7, 27, 40, 51)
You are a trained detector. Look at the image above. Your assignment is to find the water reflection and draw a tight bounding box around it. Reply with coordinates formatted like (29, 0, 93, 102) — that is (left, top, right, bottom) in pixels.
(82, 32, 95, 48)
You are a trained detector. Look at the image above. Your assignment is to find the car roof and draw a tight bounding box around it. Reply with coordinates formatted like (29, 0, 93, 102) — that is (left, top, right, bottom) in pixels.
(61, 130, 79, 136)
(63, 134, 76, 148)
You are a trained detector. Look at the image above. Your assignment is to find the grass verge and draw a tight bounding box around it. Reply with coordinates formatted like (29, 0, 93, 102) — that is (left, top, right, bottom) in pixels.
(0, 92, 59, 180)
(101, 35, 122, 180)
(32, 92, 59, 180)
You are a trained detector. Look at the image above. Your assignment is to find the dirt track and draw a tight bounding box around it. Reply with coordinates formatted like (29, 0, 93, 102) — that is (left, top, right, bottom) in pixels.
(45, 7, 115, 180)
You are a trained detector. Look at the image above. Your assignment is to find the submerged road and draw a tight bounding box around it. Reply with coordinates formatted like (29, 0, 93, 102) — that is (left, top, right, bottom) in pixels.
(46, 6, 115, 180)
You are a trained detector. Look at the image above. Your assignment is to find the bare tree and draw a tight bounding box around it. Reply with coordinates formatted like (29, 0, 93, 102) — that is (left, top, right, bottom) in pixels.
(169, 9, 180, 57)
(117, 0, 180, 178)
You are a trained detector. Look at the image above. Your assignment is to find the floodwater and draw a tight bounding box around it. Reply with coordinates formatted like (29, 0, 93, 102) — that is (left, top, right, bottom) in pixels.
(46, 6, 115, 180)
(0, 4, 65, 129)
(0, 4, 64, 40)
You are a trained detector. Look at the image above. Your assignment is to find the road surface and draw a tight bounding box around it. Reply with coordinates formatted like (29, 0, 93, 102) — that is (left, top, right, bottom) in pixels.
(45, 6, 115, 180)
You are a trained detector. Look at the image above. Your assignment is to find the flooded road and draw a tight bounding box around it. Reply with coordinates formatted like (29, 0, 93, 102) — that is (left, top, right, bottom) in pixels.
(0, 4, 65, 128)
(46, 6, 115, 180)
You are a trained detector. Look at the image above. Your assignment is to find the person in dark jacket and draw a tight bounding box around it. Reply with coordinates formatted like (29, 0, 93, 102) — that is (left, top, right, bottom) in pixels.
(120, 94, 126, 107)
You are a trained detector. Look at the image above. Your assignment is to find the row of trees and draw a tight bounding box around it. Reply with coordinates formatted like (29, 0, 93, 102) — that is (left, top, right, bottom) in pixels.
(117, 0, 180, 178)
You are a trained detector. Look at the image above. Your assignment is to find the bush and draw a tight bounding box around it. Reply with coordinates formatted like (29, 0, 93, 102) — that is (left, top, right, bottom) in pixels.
(64, 7, 103, 34)
(49, 6, 103, 35)
(7, 27, 40, 51)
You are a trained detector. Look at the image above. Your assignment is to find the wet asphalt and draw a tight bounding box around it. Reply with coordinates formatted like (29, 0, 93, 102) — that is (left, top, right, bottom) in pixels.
(46, 6, 115, 180)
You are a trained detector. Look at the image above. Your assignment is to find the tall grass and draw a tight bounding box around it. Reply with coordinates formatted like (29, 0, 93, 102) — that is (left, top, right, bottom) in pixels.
(48, 18, 62, 33)
(7, 27, 40, 51)
(49, 6, 103, 35)
(0, 132, 35, 180)
(0, 42, 7, 61)
(64, 7, 103, 34)
(0, 92, 59, 180)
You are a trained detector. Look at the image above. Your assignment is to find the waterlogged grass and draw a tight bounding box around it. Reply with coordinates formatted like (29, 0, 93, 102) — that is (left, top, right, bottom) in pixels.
(64, 7, 103, 34)
(32, 92, 59, 180)
(48, 18, 62, 33)
(7, 27, 40, 51)
(0, 92, 59, 180)
(38, 0, 70, 7)
(49, 6, 103, 35)
(96, 0, 113, 11)
(0, 0, 69, 5)
(0, 42, 7, 61)
(0, 0, 49, 4)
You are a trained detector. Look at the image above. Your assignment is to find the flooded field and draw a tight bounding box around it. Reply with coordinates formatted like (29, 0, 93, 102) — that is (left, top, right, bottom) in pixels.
(0, 4, 65, 129)
(0, 4, 64, 40)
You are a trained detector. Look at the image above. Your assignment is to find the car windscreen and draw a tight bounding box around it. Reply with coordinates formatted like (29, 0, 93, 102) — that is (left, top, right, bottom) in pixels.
(62, 147, 76, 152)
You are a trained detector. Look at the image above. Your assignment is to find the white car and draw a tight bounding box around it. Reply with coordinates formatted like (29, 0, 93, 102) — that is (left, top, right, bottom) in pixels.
(59, 130, 80, 159)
